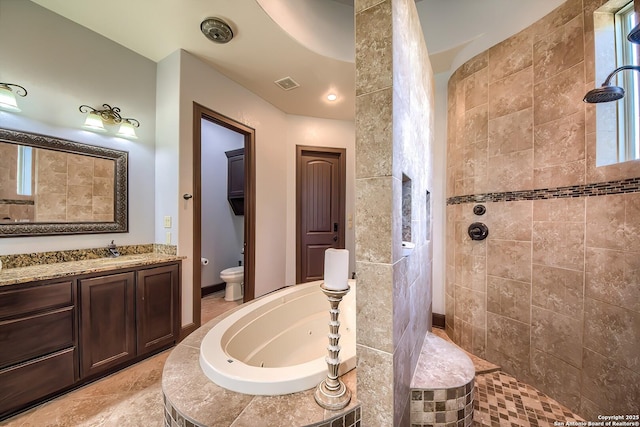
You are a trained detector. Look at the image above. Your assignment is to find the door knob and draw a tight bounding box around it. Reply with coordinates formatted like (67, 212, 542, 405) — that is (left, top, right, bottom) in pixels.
(333, 235, 338, 242)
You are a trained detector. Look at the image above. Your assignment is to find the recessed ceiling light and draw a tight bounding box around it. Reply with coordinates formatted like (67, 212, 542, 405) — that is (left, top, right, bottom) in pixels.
(327, 93, 337, 101)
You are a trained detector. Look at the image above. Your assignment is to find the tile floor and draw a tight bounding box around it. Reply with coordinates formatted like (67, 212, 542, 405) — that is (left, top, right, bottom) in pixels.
(431, 329, 584, 426)
(0, 292, 240, 427)
(1, 294, 583, 427)
(473, 371, 585, 426)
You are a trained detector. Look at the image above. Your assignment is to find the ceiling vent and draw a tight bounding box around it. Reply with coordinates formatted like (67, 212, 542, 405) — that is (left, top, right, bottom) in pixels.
(274, 77, 300, 91)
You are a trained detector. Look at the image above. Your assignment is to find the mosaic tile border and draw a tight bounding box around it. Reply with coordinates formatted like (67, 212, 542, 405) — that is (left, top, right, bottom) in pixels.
(0, 244, 177, 269)
(0, 199, 34, 205)
(163, 393, 361, 427)
(410, 379, 474, 427)
(447, 177, 640, 205)
(310, 406, 361, 427)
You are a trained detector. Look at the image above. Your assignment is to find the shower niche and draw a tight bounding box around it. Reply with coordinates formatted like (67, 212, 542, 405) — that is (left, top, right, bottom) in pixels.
(402, 175, 415, 257)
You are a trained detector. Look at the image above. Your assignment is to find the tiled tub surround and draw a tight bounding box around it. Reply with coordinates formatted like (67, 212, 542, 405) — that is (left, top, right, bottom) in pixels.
(0, 244, 177, 270)
(410, 333, 475, 427)
(161, 301, 360, 427)
(445, 0, 640, 419)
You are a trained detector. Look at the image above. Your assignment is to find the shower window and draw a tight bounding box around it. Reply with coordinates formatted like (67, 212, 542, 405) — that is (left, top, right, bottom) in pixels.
(16, 145, 33, 196)
(593, 0, 639, 166)
(615, 2, 639, 161)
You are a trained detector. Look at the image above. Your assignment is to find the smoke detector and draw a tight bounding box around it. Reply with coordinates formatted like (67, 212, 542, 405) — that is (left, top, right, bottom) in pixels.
(274, 77, 300, 91)
(200, 18, 234, 44)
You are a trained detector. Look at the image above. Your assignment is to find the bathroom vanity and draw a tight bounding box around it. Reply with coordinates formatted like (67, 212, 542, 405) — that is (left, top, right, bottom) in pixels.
(0, 254, 181, 420)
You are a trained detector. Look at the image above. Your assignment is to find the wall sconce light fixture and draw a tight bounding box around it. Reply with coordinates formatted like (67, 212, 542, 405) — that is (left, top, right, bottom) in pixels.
(0, 82, 28, 112)
(79, 103, 140, 139)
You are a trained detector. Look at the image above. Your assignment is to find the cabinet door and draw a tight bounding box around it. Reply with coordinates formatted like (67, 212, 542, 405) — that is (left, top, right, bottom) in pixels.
(79, 272, 136, 378)
(227, 153, 245, 198)
(136, 264, 180, 356)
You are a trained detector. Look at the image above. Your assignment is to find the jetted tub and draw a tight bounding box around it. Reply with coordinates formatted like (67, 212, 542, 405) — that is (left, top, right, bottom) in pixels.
(199, 280, 356, 395)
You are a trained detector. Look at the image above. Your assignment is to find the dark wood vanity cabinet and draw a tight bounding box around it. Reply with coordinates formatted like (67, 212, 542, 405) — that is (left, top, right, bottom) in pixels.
(78, 263, 180, 378)
(79, 271, 136, 378)
(136, 264, 180, 356)
(0, 280, 78, 420)
(0, 260, 181, 420)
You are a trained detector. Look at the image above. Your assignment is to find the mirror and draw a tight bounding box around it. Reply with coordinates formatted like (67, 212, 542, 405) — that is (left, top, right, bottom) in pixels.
(0, 128, 128, 237)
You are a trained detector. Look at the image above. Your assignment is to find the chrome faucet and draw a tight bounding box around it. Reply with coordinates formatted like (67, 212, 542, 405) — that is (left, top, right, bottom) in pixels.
(107, 240, 120, 257)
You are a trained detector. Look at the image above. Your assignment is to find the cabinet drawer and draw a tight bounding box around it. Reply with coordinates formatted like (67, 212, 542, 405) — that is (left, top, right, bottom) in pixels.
(0, 347, 77, 419)
(0, 307, 75, 369)
(0, 281, 73, 319)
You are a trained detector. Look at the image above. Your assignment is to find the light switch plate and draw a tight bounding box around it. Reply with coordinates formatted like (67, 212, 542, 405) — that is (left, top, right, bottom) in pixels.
(163, 216, 172, 228)
(165, 231, 171, 244)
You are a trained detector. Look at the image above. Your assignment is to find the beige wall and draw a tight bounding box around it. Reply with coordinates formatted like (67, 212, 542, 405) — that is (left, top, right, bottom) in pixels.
(156, 50, 356, 326)
(0, 0, 157, 255)
(445, 0, 640, 418)
(355, 0, 434, 425)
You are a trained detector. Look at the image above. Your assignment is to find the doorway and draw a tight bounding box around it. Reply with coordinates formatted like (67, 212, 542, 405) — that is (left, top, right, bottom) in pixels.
(192, 103, 255, 328)
(296, 146, 346, 283)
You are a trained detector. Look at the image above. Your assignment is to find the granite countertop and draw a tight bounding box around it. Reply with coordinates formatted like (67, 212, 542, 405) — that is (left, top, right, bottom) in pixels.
(0, 253, 184, 287)
(162, 302, 359, 427)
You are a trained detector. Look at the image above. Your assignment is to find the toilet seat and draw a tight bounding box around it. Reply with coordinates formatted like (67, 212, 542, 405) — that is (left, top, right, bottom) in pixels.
(221, 266, 244, 280)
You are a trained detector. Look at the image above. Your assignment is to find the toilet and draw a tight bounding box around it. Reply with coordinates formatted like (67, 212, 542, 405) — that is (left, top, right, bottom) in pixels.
(220, 266, 244, 301)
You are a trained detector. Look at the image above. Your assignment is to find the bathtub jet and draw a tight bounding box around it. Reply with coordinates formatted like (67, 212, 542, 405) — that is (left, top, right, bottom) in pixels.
(199, 280, 357, 395)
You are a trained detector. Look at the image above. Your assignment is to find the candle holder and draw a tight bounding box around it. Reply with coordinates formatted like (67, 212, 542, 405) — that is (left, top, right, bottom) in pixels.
(314, 283, 351, 410)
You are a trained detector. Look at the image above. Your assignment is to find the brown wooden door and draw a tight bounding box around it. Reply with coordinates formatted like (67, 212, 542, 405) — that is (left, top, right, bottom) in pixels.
(79, 272, 136, 378)
(136, 264, 180, 356)
(296, 146, 346, 283)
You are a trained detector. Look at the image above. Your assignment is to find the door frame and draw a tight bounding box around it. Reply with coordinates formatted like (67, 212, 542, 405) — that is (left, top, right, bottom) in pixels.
(295, 145, 346, 283)
(192, 103, 256, 328)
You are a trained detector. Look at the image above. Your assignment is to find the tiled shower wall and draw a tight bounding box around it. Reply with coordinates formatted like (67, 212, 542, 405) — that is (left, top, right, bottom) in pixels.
(355, 0, 434, 425)
(445, 0, 640, 419)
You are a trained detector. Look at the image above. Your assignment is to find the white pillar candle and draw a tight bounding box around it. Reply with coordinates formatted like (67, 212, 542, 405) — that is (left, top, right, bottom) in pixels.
(323, 248, 349, 291)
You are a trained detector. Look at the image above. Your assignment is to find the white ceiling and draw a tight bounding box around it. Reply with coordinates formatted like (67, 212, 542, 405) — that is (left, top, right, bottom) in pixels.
(30, 0, 566, 121)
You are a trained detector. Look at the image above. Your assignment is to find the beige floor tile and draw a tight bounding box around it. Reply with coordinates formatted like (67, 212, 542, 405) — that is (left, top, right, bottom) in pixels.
(0, 295, 235, 427)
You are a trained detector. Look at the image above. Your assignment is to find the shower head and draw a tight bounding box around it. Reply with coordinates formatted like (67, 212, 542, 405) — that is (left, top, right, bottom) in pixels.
(628, 23, 640, 44)
(583, 85, 625, 103)
(583, 65, 640, 103)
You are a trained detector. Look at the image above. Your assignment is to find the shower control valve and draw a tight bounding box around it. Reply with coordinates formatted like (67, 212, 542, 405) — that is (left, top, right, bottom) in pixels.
(468, 222, 489, 241)
(473, 204, 486, 215)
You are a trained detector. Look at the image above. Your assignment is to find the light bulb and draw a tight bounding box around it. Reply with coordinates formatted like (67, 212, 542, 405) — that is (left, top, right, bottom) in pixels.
(0, 85, 20, 112)
(82, 112, 107, 132)
(116, 120, 138, 139)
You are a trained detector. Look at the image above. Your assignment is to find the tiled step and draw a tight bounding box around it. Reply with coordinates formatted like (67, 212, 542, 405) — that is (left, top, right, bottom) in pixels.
(410, 332, 476, 427)
(432, 328, 501, 374)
